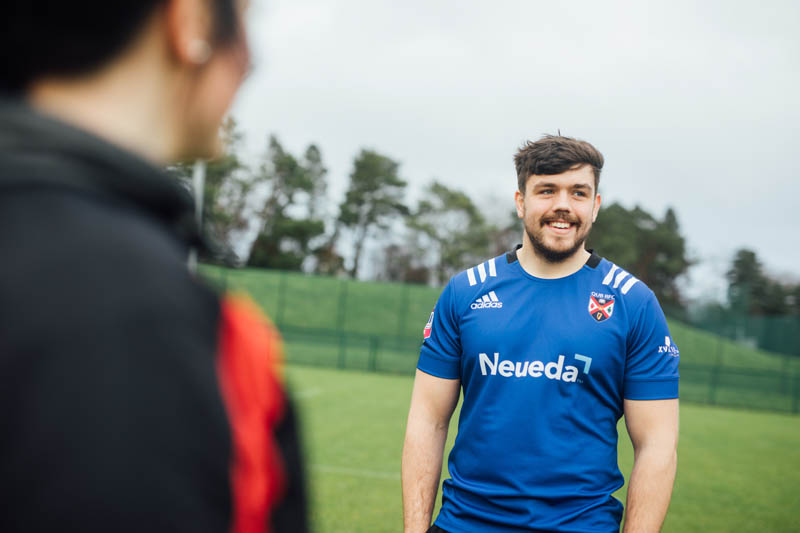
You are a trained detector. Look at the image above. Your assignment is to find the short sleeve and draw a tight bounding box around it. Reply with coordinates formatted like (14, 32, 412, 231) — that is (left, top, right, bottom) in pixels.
(417, 279, 461, 379)
(624, 291, 680, 400)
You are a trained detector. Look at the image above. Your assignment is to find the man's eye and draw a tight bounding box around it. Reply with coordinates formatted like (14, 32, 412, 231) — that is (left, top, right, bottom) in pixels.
(574, 190, 587, 197)
(539, 189, 553, 195)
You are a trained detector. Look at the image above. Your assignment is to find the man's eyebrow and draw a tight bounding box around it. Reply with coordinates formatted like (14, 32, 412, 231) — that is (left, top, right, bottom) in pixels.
(532, 182, 592, 190)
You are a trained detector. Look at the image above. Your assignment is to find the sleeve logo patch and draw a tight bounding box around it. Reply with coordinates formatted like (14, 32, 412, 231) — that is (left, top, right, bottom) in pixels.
(423, 309, 434, 339)
(588, 293, 615, 322)
(658, 336, 680, 357)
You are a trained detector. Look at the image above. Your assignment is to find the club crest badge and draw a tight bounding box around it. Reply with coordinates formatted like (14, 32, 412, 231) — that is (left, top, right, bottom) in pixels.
(423, 309, 434, 339)
(588, 294, 615, 322)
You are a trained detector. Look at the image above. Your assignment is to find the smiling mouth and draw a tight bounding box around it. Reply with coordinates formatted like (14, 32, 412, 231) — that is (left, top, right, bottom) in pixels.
(543, 219, 577, 230)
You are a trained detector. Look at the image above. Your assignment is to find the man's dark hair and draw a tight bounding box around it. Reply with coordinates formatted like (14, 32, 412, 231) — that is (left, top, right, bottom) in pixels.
(0, 0, 240, 95)
(514, 135, 604, 193)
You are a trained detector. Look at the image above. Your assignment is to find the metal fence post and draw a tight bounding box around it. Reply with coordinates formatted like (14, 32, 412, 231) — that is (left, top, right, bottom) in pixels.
(780, 356, 789, 395)
(369, 336, 379, 372)
(337, 334, 347, 369)
(337, 280, 348, 369)
(396, 284, 409, 343)
(708, 337, 725, 405)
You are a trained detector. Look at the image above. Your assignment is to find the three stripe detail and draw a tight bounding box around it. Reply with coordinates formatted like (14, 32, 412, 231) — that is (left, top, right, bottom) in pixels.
(601, 264, 639, 294)
(467, 258, 497, 286)
(467, 257, 638, 295)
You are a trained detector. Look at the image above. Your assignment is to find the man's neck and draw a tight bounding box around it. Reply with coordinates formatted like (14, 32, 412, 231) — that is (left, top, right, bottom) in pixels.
(26, 39, 178, 165)
(516, 238, 591, 279)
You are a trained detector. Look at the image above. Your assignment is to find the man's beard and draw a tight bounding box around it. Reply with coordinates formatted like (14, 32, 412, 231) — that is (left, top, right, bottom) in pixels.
(524, 214, 592, 264)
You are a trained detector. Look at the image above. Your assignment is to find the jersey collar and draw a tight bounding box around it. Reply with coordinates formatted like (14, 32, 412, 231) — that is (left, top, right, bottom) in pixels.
(506, 244, 602, 269)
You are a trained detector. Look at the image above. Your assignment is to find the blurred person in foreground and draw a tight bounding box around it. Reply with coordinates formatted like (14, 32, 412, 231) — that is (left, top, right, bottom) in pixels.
(402, 136, 679, 533)
(0, 1, 307, 532)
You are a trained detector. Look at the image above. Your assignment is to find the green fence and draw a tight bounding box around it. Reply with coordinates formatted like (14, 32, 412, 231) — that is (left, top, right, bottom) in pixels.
(201, 265, 800, 414)
(691, 312, 800, 358)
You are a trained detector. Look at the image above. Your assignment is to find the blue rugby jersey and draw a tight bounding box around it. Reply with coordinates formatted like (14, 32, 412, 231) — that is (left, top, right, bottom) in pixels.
(418, 249, 679, 533)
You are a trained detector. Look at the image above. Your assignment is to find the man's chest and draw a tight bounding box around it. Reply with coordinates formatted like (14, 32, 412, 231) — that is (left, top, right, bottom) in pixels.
(457, 281, 630, 387)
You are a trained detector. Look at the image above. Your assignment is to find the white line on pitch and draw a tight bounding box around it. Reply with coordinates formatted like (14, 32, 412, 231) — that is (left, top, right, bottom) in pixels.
(310, 464, 400, 480)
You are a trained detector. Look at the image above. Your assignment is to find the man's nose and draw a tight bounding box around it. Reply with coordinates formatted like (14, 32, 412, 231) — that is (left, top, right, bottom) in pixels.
(552, 189, 572, 211)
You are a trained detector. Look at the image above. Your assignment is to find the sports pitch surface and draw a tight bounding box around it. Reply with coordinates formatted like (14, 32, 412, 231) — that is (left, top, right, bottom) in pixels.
(286, 364, 800, 533)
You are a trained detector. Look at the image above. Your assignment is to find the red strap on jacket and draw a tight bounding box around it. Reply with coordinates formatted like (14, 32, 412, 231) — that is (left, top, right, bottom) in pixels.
(217, 294, 287, 533)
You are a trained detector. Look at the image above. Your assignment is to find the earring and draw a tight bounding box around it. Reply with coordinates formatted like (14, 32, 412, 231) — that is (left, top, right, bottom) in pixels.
(187, 39, 212, 64)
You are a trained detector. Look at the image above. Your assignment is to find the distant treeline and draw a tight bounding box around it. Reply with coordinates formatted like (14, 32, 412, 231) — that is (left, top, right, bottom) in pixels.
(170, 119, 800, 331)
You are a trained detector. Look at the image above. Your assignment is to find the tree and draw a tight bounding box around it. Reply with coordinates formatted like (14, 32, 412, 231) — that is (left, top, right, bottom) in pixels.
(727, 249, 766, 314)
(587, 203, 691, 309)
(337, 149, 408, 278)
(722, 248, 800, 355)
(788, 284, 800, 316)
(726, 248, 793, 315)
(408, 181, 491, 285)
(488, 209, 521, 257)
(313, 238, 346, 276)
(642, 207, 691, 309)
(168, 117, 254, 262)
(377, 243, 430, 284)
(247, 136, 327, 270)
(303, 144, 327, 220)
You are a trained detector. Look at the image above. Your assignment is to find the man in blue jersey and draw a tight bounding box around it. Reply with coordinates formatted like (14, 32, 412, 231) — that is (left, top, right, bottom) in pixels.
(402, 135, 679, 533)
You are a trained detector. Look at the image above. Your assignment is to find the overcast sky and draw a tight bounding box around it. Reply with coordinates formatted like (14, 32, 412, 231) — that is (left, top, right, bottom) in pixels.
(231, 0, 799, 300)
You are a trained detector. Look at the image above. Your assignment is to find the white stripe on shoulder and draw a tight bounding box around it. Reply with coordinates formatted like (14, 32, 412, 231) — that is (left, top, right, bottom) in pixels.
(477, 262, 487, 282)
(613, 270, 630, 288)
(467, 267, 477, 286)
(602, 264, 618, 285)
(621, 277, 639, 294)
(488, 257, 497, 277)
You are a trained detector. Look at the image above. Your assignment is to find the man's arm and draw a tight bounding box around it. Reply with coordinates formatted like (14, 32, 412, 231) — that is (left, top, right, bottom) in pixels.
(402, 370, 461, 533)
(622, 398, 679, 533)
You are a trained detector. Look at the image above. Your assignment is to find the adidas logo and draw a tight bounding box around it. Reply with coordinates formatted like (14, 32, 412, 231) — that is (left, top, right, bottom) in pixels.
(471, 291, 503, 309)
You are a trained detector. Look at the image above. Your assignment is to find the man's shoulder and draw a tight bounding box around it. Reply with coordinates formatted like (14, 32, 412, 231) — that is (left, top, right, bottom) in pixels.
(445, 253, 510, 303)
(591, 256, 654, 302)
(451, 253, 509, 287)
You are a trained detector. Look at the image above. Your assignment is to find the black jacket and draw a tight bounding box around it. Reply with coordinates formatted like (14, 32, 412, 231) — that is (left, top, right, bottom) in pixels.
(0, 99, 306, 532)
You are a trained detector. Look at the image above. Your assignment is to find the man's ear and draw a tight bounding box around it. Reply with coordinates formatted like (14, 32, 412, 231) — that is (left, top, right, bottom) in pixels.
(592, 194, 602, 222)
(514, 190, 525, 219)
(164, 0, 213, 65)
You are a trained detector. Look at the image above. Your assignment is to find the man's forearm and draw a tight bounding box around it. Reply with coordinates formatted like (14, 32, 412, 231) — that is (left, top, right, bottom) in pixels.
(401, 418, 449, 533)
(623, 448, 677, 533)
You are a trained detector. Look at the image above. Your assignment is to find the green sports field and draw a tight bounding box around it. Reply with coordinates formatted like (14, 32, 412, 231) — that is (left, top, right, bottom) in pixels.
(286, 364, 800, 533)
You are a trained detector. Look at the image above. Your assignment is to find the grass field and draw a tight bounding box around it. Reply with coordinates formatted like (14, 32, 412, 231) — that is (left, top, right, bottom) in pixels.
(286, 364, 800, 533)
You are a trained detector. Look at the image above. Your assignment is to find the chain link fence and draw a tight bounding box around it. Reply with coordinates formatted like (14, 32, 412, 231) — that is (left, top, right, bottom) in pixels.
(202, 266, 800, 414)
